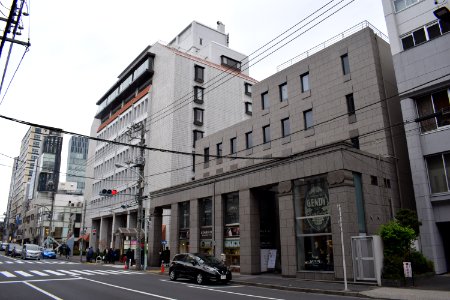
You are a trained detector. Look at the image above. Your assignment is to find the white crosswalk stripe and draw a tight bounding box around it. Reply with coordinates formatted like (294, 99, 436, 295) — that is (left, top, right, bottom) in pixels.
(0, 271, 15, 277)
(29, 270, 49, 276)
(42, 270, 65, 276)
(0, 268, 138, 279)
(14, 271, 33, 277)
(56, 270, 81, 276)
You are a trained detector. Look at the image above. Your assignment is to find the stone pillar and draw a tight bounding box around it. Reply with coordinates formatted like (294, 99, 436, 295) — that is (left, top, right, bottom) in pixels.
(327, 170, 357, 280)
(170, 203, 179, 255)
(189, 199, 199, 253)
(99, 217, 108, 251)
(149, 207, 163, 267)
(111, 213, 116, 249)
(239, 189, 260, 274)
(213, 193, 223, 258)
(278, 180, 297, 277)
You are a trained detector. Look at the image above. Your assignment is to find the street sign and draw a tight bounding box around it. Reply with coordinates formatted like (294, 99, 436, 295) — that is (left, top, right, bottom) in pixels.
(403, 262, 412, 278)
(161, 240, 167, 245)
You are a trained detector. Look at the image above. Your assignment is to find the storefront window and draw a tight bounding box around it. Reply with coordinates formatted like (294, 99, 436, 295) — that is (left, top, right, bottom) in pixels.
(224, 192, 240, 270)
(294, 178, 333, 271)
(199, 198, 213, 254)
(179, 201, 190, 253)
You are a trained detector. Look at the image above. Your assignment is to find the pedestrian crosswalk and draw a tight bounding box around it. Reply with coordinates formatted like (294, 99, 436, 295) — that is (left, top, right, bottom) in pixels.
(0, 260, 79, 265)
(0, 269, 136, 279)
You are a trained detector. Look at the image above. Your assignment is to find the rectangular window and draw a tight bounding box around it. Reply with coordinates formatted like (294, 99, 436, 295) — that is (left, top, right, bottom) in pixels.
(346, 93, 355, 115)
(304, 109, 313, 129)
(393, 0, 419, 12)
(427, 22, 441, 40)
(200, 198, 212, 227)
(245, 83, 252, 96)
(263, 125, 271, 143)
(426, 153, 450, 194)
(245, 102, 252, 115)
(412, 28, 426, 45)
(193, 108, 204, 125)
(179, 201, 190, 229)
(279, 82, 288, 101)
(281, 118, 290, 137)
(216, 142, 223, 157)
(245, 131, 253, 149)
(194, 65, 204, 83)
(204, 147, 210, 163)
(300, 72, 310, 92)
(353, 173, 367, 234)
(341, 54, 350, 75)
(230, 137, 237, 154)
(194, 86, 204, 103)
(193, 130, 204, 146)
(371, 175, 378, 186)
(221, 56, 241, 71)
(416, 89, 450, 133)
(224, 193, 239, 225)
(351, 136, 360, 149)
(261, 91, 269, 110)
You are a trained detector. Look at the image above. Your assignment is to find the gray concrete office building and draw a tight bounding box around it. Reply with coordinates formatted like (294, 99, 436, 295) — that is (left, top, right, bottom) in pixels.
(149, 23, 415, 280)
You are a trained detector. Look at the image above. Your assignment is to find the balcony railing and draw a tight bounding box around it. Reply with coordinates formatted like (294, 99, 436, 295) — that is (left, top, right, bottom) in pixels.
(277, 21, 389, 72)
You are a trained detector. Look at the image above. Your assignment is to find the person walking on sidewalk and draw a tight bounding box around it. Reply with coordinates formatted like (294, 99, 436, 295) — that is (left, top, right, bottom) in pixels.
(126, 248, 133, 268)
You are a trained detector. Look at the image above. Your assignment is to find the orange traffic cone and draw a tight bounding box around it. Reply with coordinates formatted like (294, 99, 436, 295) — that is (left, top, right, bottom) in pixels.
(160, 261, 165, 273)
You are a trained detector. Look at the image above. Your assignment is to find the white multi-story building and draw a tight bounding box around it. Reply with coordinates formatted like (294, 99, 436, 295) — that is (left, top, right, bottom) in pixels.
(84, 21, 257, 254)
(382, 0, 450, 273)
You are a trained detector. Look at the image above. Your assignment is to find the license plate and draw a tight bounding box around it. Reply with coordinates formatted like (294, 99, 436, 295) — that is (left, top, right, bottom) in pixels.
(220, 275, 226, 280)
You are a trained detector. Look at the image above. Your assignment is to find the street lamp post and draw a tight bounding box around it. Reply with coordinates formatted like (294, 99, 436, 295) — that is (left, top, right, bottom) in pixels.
(47, 180, 55, 242)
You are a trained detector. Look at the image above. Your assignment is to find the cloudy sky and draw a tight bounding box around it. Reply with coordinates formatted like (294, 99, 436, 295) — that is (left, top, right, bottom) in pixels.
(0, 0, 388, 215)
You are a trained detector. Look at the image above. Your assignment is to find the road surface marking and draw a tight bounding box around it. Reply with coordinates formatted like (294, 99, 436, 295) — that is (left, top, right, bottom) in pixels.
(0, 277, 82, 284)
(0, 271, 16, 277)
(80, 270, 109, 275)
(14, 271, 33, 277)
(23, 281, 63, 300)
(56, 270, 79, 276)
(188, 285, 286, 300)
(43, 270, 65, 276)
(29, 270, 50, 276)
(82, 277, 177, 300)
(68, 270, 94, 275)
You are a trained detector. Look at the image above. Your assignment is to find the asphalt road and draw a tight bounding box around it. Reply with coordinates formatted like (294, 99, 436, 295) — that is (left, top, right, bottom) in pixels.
(0, 252, 372, 300)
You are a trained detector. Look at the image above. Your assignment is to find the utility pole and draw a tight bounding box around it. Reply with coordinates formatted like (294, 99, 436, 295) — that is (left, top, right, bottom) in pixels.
(135, 119, 146, 270)
(48, 180, 55, 245)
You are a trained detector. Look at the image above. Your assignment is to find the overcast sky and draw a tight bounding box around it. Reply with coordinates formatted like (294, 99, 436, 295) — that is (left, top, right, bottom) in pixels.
(0, 0, 388, 216)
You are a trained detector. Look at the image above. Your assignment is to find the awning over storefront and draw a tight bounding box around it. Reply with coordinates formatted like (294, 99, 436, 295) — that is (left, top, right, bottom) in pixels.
(115, 227, 144, 238)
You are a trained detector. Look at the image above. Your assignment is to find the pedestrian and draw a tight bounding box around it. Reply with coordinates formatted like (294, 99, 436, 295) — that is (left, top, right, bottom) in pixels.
(87, 247, 93, 263)
(65, 246, 70, 259)
(126, 248, 133, 268)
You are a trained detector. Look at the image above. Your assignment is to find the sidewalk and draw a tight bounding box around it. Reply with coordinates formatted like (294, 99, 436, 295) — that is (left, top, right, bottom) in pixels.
(63, 255, 450, 300)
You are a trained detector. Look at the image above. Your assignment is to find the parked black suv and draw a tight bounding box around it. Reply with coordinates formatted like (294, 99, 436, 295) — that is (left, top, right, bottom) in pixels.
(169, 253, 232, 284)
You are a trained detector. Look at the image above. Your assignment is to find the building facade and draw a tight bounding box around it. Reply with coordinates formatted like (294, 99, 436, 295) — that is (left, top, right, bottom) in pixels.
(5, 126, 46, 243)
(149, 23, 415, 280)
(84, 21, 257, 254)
(382, 0, 450, 274)
(66, 136, 89, 194)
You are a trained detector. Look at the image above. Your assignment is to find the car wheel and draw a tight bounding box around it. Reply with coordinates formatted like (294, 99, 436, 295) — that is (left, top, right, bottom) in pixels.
(196, 273, 204, 285)
(169, 270, 177, 281)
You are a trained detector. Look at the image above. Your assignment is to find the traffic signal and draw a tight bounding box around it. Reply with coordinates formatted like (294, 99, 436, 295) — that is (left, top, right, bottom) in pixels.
(100, 189, 118, 196)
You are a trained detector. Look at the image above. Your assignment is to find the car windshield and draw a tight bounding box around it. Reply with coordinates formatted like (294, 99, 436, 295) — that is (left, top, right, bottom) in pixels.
(44, 248, 54, 252)
(194, 254, 222, 266)
(27, 245, 40, 251)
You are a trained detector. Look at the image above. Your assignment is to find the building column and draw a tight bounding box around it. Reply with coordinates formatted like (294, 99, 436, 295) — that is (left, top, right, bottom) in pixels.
(170, 203, 179, 255)
(402, 97, 446, 274)
(189, 199, 199, 253)
(327, 170, 357, 280)
(149, 207, 163, 267)
(239, 189, 260, 275)
(99, 217, 108, 251)
(278, 181, 296, 277)
(111, 213, 116, 249)
(213, 193, 223, 258)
